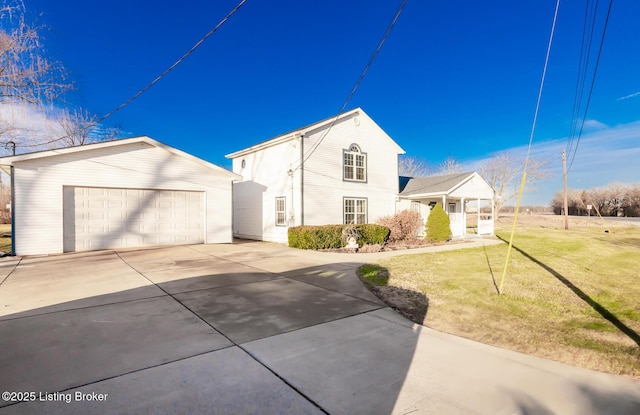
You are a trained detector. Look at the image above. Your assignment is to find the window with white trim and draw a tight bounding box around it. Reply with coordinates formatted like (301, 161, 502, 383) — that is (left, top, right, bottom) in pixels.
(343, 144, 366, 182)
(275, 197, 286, 226)
(410, 201, 421, 213)
(344, 198, 367, 224)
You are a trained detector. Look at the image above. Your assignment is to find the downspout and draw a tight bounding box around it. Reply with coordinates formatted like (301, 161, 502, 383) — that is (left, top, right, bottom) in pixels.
(10, 165, 15, 256)
(300, 134, 304, 226)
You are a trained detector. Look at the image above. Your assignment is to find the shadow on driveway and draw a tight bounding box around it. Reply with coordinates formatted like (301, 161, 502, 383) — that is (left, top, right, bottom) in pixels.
(0, 243, 639, 414)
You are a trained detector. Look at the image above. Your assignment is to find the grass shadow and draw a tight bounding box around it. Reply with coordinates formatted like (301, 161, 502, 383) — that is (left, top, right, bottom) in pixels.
(497, 235, 640, 349)
(482, 243, 500, 294)
(357, 264, 429, 325)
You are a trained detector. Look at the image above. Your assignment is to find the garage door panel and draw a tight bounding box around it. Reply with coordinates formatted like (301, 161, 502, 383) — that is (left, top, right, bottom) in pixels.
(63, 187, 204, 252)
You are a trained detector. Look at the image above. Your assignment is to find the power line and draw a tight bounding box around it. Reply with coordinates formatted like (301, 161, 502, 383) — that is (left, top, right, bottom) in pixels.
(15, 0, 247, 149)
(567, 0, 597, 157)
(295, 0, 408, 171)
(567, 0, 613, 172)
(522, 0, 561, 170)
(499, 0, 561, 295)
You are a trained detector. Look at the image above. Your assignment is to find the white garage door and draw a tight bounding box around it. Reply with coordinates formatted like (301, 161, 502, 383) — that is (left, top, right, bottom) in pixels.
(63, 187, 204, 252)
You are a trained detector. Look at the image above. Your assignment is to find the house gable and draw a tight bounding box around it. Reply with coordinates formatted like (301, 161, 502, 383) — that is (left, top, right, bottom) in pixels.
(224, 108, 405, 242)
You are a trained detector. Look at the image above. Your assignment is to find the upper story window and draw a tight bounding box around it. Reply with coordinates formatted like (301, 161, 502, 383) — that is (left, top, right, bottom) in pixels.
(343, 144, 367, 182)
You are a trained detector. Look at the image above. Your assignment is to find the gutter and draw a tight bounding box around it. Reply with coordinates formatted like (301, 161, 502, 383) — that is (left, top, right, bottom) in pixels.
(10, 165, 15, 256)
(300, 134, 304, 226)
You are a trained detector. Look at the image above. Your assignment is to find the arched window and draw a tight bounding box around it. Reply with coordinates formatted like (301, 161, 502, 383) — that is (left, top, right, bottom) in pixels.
(343, 144, 366, 182)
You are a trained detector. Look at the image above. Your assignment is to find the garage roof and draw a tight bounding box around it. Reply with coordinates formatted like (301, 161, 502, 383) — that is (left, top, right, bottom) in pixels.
(0, 136, 240, 179)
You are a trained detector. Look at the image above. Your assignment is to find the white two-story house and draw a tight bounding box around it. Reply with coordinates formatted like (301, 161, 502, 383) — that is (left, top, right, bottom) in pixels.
(226, 108, 494, 243)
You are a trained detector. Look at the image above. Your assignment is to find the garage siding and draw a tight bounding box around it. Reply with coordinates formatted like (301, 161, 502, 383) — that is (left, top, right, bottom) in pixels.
(12, 141, 234, 255)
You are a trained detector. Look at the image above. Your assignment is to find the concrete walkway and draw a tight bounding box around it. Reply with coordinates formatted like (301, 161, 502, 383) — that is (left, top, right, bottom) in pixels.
(0, 239, 638, 414)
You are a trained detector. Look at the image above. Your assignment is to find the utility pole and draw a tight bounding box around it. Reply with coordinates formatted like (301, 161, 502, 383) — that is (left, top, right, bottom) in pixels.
(562, 150, 569, 230)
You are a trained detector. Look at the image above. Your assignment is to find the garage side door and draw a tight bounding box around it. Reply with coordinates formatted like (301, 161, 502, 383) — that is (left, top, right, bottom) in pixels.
(63, 187, 204, 252)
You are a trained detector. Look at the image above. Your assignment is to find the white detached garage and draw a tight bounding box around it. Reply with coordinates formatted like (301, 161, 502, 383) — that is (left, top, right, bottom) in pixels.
(0, 136, 240, 256)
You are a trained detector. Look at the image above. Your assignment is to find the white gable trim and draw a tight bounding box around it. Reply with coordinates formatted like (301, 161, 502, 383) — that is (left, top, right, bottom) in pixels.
(0, 136, 240, 180)
(225, 107, 404, 159)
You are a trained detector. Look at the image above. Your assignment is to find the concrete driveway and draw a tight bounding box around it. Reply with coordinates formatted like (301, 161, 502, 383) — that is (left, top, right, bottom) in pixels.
(0, 240, 638, 414)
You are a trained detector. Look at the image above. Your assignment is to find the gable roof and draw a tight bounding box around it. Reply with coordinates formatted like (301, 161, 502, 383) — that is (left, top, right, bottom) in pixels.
(225, 107, 404, 159)
(0, 136, 240, 179)
(399, 172, 479, 197)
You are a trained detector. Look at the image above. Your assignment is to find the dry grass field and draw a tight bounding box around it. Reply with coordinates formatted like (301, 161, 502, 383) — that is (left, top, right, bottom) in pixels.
(359, 214, 640, 379)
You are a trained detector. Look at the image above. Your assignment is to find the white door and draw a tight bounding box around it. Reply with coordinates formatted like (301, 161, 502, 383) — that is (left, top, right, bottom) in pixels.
(63, 187, 204, 252)
(448, 202, 463, 237)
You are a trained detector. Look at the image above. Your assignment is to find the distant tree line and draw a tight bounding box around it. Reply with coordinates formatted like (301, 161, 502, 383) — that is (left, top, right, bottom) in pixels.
(550, 183, 640, 217)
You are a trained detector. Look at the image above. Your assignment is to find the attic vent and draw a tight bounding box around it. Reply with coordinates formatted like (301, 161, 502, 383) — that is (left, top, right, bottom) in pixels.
(353, 117, 360, 126)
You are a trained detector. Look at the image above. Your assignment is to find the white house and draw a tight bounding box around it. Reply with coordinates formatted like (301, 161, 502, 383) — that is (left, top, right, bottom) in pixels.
(226, 108, 494, 242)
(397, 172, 495, 237)
(0, 136, 239, 256)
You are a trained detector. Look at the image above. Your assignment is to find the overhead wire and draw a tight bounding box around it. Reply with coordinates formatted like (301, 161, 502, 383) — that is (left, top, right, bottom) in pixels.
(498, 0, 561, 295)
(567, 0, 613, 172)
(294, 0, 408, 172)
(13, 0, 247, 150)
(567, 0, 597, 157)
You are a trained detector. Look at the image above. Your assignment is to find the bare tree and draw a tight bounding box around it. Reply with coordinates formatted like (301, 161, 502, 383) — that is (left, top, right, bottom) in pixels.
(54, 107, 122, 146)
(0, 1, 71, 105)
(480, 152, 550, 214)
(0, 2, 121, 152)
(399, 155, 433, 177)
(623, 184, 640, 217)
(438, 156, 463, 175)
(0, 1, 74, 151)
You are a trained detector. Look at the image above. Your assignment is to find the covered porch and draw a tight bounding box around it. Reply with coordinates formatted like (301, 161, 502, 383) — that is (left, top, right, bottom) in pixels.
(398, 172, 495, 238)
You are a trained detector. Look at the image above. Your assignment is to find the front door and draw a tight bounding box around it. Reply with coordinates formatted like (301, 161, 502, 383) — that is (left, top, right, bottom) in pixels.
(448, 202, 463, 237)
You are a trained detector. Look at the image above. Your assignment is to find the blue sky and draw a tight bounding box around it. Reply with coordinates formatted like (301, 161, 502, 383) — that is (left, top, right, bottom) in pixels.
(14, 0, 640, 204)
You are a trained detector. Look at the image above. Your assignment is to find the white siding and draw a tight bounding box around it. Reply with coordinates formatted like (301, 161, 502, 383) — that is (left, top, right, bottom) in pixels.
(449, 174, 494, 199)
(12, 142, 234, 255)
(231, 138, 302, 243)
(302, 111, 401, 225)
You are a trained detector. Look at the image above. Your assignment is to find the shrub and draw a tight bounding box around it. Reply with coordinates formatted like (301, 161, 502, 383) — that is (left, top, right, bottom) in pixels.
(425, 203, 451, 242)
(356, 224, 390, 245)
(377, 210, 422, 242)
(288, 225, 343, 249)
(288, 224, 390, 249)
(358, 243, 383, 253)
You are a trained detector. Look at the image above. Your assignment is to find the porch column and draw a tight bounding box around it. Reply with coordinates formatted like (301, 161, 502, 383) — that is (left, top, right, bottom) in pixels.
(491, 197, 495, 235)
(442, 195, 446, 207)
(477, 198, 480, 233)
(461, 197, 465, 238)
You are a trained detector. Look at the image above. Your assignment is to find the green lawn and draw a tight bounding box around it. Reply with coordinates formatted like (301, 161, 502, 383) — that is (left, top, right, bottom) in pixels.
(359, 223, 640, 379)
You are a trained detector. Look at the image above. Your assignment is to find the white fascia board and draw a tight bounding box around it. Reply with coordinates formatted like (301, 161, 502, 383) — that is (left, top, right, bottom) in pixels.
(0, 136, 151, 164)
(399, 192, 446, 199)
(226, 108, 366, 159)
(225, 132, 301, 159)
(0, 136, 240, 180)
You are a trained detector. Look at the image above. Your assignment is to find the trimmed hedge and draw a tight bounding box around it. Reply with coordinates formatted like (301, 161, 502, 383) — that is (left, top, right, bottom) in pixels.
(355, 224, 390, 246)
(288, 224, 390, 250)
(426, 202, 451, 242)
